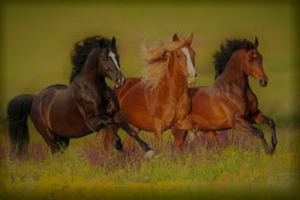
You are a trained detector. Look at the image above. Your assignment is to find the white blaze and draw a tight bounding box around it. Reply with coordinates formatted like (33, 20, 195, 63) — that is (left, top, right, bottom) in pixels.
(108, 51, 120, 71)
(181, 47, 195, 77)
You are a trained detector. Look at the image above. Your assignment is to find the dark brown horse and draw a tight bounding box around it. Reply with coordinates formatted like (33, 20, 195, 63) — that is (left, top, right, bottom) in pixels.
(171, 38, 277, 155)
(103, 33, 197, 147)
(7, 36, 154, 158)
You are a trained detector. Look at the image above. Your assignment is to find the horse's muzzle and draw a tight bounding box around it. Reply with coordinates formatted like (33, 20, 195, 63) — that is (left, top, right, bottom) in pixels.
(187, 73, 197, 85)
(259, 79, 268, 87)
(115, 75, 125, 87)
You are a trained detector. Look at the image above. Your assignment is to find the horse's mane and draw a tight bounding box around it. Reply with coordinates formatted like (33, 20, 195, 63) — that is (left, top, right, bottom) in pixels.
(213, 38, 256, 79)
(141, 39, 185, 91)
(70, 35, 116, 83)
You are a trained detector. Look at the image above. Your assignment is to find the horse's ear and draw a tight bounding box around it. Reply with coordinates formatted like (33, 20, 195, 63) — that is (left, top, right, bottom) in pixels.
(112, 37, 116, 45)
(186, 32, 193, 45)
(254, 37, 259, 48)
(172, 33, 179, 42)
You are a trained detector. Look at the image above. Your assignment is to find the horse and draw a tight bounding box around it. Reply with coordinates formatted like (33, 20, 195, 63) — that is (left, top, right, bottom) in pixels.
(7, 36, 154, 158)
(103, 33, 197, 148)
(171, 37, 277, 155)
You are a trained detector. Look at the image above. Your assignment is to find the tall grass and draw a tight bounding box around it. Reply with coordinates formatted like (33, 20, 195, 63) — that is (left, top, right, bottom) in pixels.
(0, 126, 299, 199)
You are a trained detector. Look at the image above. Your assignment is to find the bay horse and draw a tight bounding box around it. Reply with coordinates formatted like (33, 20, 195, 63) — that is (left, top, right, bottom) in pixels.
(103, 33, 197, 148)
(171, 37, 277, 155)
(7, 36, 154, 158)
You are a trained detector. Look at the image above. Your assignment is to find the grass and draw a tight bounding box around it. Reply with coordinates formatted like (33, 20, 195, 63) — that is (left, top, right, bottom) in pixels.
(0, 1, 299, 199)
(0, 126, 299, 199)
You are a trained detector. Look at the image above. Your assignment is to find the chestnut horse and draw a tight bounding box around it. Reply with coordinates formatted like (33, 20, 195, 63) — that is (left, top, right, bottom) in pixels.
(171, 38, 277, 155)
(7, 36, 154, 158)
(103, 33, 197, 147)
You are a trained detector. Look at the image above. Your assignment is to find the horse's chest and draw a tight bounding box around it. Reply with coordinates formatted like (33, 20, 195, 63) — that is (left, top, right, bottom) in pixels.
(225, 95, 248, 118)
(160, 98, 189, 125)
(146, 89, 190, 126)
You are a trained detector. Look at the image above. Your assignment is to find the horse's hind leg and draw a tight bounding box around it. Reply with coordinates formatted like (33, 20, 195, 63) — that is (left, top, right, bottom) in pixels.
(250, 110, 277, 154)
(32, 122, 60, 154)
(31, 107, 62, 154)
(54, 135, 70, 153)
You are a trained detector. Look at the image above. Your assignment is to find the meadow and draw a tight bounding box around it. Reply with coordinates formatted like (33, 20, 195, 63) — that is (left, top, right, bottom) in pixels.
(1, 2, 299, 199)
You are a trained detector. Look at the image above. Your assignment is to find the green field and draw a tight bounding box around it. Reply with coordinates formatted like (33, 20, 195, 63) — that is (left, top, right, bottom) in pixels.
(1, 2, 299, 199)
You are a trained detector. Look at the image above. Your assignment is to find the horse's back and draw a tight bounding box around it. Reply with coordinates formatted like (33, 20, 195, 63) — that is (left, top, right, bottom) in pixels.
(33, 84, 69, 110)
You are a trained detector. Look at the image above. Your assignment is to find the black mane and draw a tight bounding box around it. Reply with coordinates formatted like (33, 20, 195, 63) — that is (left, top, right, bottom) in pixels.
(213, 38, 256, 79)
(70, 35, 117, 83)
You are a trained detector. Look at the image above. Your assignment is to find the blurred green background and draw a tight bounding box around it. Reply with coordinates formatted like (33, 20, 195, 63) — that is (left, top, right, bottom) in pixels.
(0, 2, 297, 130)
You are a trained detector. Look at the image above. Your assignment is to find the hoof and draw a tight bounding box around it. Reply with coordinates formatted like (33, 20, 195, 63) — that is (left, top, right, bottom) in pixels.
(265, 147, 275, 156)
(269, 147, 276, 156)
(144, 150, 155, 158)
(113, 148, 123, 153)
(113, 141, 123, 151)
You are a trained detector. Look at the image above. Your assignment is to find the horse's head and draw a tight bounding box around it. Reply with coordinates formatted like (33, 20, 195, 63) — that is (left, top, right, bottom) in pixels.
(242, 37, 268, 87)
(142, 33, 197, 90)
(97, 41, 124, 87)
(171, 33, 197, 84)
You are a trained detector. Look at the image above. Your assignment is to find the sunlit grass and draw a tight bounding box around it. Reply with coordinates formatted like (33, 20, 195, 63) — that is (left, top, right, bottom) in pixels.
(1, 126, 299, 198)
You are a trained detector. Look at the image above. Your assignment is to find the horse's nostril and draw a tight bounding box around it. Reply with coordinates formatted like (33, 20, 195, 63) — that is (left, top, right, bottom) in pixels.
(259, 79, 268, 87)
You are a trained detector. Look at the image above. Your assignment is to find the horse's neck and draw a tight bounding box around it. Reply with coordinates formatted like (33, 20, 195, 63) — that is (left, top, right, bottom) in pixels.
(166, 62, 188, 99)
(216, 57, 248, 90)
(80, 54, 107, 90)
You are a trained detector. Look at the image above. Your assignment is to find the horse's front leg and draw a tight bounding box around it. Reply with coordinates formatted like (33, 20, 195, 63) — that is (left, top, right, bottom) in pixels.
(105, 88, 154, 157)
(84, 113, 112, 132)
(250, 110, 277, 153)
(170, 127, 188, 149)
(112, 111, 155, 158)
(171, 116, 194, 149)
(235, 117, 274, 155)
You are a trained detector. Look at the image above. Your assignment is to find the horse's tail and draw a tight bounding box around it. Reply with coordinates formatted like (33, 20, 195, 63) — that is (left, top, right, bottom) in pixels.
(7, 94, 36, 158)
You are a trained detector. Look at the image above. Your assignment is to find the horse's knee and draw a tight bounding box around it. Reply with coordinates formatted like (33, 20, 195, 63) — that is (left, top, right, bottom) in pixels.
(172, 129, 188, 149)
(204, 131, 217, 141)
(268, 118, 276, 129)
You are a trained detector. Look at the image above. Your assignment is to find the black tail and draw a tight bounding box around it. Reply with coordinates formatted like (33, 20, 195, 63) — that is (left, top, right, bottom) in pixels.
(7, 94, 35, 158)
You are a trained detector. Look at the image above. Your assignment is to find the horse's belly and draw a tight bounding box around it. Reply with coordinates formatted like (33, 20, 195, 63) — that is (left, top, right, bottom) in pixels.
(191, 95, 231, 131)
(117, 85, 154, 131)
(48, 97, 91, 137)
(120, 97, 153, 131)
(192, 114, 230, 131)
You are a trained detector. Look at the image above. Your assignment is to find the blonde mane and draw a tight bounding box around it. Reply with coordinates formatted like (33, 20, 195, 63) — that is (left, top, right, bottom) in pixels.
(141, 39, 185, 91)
